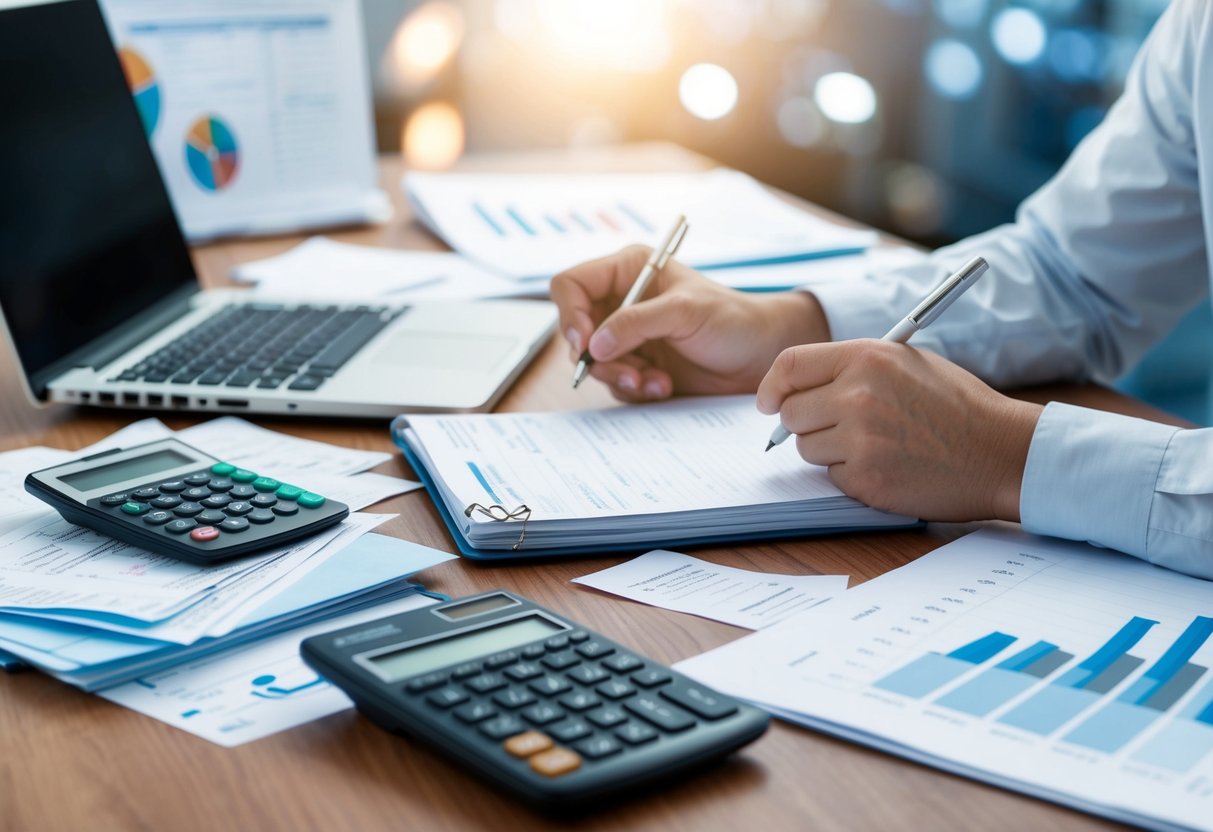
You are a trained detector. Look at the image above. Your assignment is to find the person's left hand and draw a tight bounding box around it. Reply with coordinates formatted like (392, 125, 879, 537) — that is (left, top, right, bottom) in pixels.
(756, 340, 1043, 522)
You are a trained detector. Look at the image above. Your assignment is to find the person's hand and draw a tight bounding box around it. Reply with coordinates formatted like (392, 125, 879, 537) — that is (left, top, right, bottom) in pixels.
(756, 340, 1043, 522)
(550, 245, 830, 401)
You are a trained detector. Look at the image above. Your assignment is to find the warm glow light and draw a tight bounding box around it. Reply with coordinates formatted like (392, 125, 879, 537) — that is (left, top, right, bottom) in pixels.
(390, 2, 465, 86)
(403, 102, 465, 170)
(814, 71, 877, 124)
(535, 0, 670, 71)
(679, 63, 739, 121)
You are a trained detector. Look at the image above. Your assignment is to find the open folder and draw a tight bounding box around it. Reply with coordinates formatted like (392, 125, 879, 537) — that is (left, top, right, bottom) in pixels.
(391, 396, 919, 560)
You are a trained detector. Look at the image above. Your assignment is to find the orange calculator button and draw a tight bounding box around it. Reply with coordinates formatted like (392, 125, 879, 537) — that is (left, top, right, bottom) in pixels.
(504, 730, 554, 758)
(528, 747, 582, 778)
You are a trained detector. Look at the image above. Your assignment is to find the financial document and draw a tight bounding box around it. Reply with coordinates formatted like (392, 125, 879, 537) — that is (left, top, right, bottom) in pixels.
(574, 550, 847, 630)
(677, 527, 1213, 832)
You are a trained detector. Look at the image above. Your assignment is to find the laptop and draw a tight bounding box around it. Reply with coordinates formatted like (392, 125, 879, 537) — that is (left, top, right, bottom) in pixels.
(0, 0, 557, 418)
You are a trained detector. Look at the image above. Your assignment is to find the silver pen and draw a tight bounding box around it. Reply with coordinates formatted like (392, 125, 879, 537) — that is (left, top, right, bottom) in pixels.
(572, 215, 690, 389)
(765, 255, 990, 451)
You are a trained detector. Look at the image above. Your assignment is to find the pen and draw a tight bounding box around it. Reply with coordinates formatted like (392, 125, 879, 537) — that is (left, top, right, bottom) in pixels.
(572, 215, 690, 389)
(765, 255, 990, 451)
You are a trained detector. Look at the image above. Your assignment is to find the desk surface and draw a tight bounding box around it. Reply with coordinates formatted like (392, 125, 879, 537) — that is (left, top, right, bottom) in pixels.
(0, 144, 1180, 831)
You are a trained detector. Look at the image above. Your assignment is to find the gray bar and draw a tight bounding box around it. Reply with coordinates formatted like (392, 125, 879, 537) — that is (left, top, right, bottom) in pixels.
(1144, 663, 1207, 712)
(1086, 654, 1145, 694)
(1024, 650, 1074, 679)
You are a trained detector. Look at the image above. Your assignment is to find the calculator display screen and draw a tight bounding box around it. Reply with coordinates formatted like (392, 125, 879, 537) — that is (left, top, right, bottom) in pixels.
(60, 449, 195, 492)
(368, 615, 565, 682)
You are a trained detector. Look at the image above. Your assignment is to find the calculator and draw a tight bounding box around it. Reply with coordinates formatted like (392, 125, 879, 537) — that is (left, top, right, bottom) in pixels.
(24, 438, 349, 564)
(301, 590, 770, 810)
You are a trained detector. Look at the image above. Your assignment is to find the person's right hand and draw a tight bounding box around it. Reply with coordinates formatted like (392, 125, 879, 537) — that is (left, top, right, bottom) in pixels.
(550, 245, 831, 402)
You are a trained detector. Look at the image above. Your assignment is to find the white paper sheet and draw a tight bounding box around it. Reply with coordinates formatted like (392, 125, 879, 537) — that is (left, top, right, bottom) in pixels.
(0, 446, 73, 534)
(706, 246, 927, 291)
(100, 592, 439, 746)
(176, 417, 390, 476)
(573, 550, 847, 629)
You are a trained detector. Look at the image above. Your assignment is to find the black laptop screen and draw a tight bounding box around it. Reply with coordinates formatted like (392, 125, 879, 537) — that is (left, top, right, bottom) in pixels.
(0, 0, 198, 397)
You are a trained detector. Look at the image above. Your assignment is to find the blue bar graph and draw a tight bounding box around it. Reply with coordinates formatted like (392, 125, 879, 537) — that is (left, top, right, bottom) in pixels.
(618, 203, 655, 232)
(998, 617, 1158, 735)
(545, 214, 565, 233)
(504, 205, 535, 235)
(935, 640, 1073, 717)
(1132, 674, 1213, 772)
(874, 632, 1016, 699)
(472, 201, 505, 236)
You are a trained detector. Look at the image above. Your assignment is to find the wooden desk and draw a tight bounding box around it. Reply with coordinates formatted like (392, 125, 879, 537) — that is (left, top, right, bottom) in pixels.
(0, 145, 1181, 831)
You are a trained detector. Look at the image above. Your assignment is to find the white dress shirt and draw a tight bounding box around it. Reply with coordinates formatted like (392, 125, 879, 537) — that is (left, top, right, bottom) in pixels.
(809, 0, 1213, 578)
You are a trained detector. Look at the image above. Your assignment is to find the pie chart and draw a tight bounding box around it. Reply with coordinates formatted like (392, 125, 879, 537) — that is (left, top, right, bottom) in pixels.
(185, 115, 240, 192)
(117, 46, 160, 136)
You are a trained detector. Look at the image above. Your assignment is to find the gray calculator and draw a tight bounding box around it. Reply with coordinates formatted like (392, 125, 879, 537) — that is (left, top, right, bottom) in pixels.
(301, 590, 770, 810)
(25, 438, 349, 564)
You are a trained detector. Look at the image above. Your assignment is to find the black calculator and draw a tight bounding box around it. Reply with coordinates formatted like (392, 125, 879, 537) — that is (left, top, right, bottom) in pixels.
(301, 590, 769, 810)
(25, 438, 349, 564)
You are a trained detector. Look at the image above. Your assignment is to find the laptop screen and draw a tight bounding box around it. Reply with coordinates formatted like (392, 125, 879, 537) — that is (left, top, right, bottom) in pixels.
(0, 0, 198, 398)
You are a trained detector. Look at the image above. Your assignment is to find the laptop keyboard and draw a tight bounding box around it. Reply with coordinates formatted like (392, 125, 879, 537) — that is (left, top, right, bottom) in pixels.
(113, 303, 398, 391)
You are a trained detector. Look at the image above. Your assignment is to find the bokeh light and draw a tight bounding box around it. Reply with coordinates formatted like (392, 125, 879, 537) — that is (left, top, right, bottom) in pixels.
(924, 39, 984, 99)
(814, 71, 877, 125)
(535, 0, 670, 71)
(679, 64, 739, 121)
(388, 2, 464, 87)
(403, 101, 465, 170)
(1048, 29, 1104, 83)
(885, 161, 947, 235)
(776, 95, 826, 147)
(933, 0, 986, 29)
(991, 7, 1048, 65)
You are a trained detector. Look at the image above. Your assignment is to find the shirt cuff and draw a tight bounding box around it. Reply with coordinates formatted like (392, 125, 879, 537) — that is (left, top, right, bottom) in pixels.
(1020, 402, 1179, 557)
(804, 277, 906, 343)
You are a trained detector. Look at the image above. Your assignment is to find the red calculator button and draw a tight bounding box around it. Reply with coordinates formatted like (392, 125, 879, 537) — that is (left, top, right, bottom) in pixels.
(190, 526, 220, 543)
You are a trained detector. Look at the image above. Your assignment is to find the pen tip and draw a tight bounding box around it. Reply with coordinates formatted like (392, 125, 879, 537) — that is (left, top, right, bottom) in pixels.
(764, 441, 775, 453)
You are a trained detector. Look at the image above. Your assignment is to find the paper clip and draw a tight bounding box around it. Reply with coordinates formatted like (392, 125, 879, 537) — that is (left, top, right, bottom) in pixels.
(464, 502, 531, 551)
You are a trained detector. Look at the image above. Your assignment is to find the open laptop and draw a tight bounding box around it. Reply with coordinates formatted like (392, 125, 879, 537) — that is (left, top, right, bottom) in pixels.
(0, 0, 557, 418)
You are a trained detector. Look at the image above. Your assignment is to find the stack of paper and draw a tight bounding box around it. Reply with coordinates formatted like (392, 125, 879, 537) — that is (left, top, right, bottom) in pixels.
(404, 169, 878, 281)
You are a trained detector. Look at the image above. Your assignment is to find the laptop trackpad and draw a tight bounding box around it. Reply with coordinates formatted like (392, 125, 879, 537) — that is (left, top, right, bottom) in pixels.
(368, 331, 516, 373)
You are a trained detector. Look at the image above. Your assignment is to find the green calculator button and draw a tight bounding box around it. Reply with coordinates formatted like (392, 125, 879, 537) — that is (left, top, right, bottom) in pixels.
(252, 477, 280, 492)
(210, 462, 235, 476)
(276, 485, 303, 501)
(298, 492, 326, 509)
(120, 501, 149, 515)
(230, 468, 257, 483)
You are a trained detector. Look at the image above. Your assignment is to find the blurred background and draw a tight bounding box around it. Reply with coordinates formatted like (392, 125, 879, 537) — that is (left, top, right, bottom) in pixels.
(361, 0, 1210, 423)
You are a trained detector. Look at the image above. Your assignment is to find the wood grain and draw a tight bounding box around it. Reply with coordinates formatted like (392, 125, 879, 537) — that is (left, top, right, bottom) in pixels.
(0, 145, 1171, 831)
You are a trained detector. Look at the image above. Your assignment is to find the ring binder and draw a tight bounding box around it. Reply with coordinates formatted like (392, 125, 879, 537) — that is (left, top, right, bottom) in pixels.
(463, 502, 531, 551)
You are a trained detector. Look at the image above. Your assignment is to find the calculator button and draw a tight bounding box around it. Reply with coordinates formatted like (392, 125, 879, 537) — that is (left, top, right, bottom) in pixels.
(158, 480, 186, 493)
(503, 662, 543, 682)
(529, 747, 581, 777)
(150, 495, 182, 509)
(575, 640, 614, 660)
(271, 503, 299, 517)
(101, 493, 129, 506)
(492, 687, 537, 709)
(453, 702, 497, 724)
(225, 501, 253, 516)
(614, 721, 659, 746)
(574, 735, 623, 760)
(250, 494, 277, 509)
(586, 707, 627, 729)
(120, 501, 149, 515)
(164, 518, 196, 534)
(229, 485, 256, 499)
(172, 502, 204, 517)
(547, 719, 592, 743)
(479, 715, 526, 740)
(528, 675, 571, 697)
(566, 664, 610, 686)
(405, 672, 448, 693)
(503, 730, 553, 759)
(544, 635, 569, 651)
(142, 510, 173, 526)
(276, 484, 303, 501)
(298, 492, 326, 509)
(190, 526, 220, 543)
(247, 509, 275, 525)
(184, 473, 211, 487)
(484, 651, 518, 670)
(201, 494, 232, 509)
(520, 703, 564, 726)
(207, 478, 233, 492)
(182, 487, 210, 501)
(631, 669, 672, 688)
(541, 651, 580, 671)
(230, 468, 257, 483)
(521, 644, 545, 660)
(602, 654, 644, 674)
(209, 462, 235, 476)
(596, 680, 635, 700)
(450, 662, 481, 680)
(426, 687, 469, 708)
(660, 685, 738, 721)
(132, 487, 159, 500)
(465, 673, 507, 694)
(624, 696, 695, 733)
(219, 517, 250, 533)
(252, 477, 280, 492)
(567, 630, 590, 643)
(198, 509, 227, 525)
(558, 691, 601, 712)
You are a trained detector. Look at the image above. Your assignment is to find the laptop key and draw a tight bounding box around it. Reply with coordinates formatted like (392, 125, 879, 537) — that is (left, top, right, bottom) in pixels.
(308, 314, 391, 372)
(257, 376, 286, 389)
(287, 374, 325, 391)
